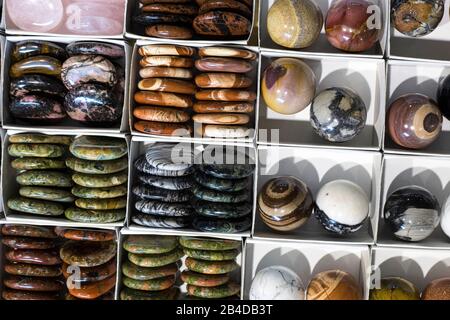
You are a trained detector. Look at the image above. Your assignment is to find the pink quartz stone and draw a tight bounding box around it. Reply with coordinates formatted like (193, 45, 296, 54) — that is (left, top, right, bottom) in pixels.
(6, 0, 64, 33)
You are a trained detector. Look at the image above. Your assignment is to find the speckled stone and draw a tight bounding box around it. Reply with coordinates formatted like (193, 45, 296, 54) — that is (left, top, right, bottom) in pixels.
(123, 235, 178, 254)
(186, 257, 238, 274)
(8, 134, 72, 145)
(4, 276, 65, 292)
(70, 136, 127, 161)
(193, 216, 252, 233)
(142, 3, 198, 15)
(183, 247, 239, 261)
(66, 157, 128, 175)
(199, 163, 254, 179)
(193, 101, 254, 113)
(64, 207, 125, 223)
(54, 227, 115, 242)
(66, 42, 125, 59)
(181, 270, 229, 287)
(138, 173, 194, 190)
(9, 95, 66, 122)
(133, 184, 191, 202)
(10, 75, 66, 98)
(2, 290, 61, 300)
(16, 171, 72, 187)
(135, 199, 193, 217)
(60, 240, 116, 267)
(199, 0, 252, 17)
(8, 197, 65, 216)
(71, 185, 127, 199)
(72, 171, 128, 188)
(12, 158, 66, 171)
(123, 275, 175, 291)
(179, 237, 240, 251)
(370, 277, 420, 300)
(422, 277, 450, 300)
(68, 276, 116, 300)
(195, 171, 249, 191)
(4, 263, 62, 277)
(120, 287, 179, 300)
(133, 13, 193, 26)
(1, 225, 57, 239)
(8, 143, 64, 158)
(75, 197, 127, 210)
(193, 11, 251, 37)
(62, 260, 116, 283)
(19, 187, 75, 203)
(128, 248, 183, 268)
(192, 184, 249, 203)
(122, 261, 178, 281)
(194, 200, 252, 219)
(187, 282, 240, 299)
(2, 236, 56, 250)
(134, 155, 195, 177)
(132, 213, 190, 229)
(5, 249, 62, 265)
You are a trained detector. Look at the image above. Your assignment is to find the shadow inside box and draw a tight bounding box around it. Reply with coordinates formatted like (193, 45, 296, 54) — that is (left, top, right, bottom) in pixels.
(391, 37, 450, 61)
(390, 77, 439, 102)
(384, 130, 450, 155)
(378, 256, 424, 284)
(425, 259, 450, 285)
(311, 252, 362, 278)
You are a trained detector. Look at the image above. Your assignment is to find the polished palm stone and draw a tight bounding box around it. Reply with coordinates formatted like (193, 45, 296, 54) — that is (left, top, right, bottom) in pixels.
(370, 277, 420, 300)
(2, 290, 61, 300)
(9, 134, 72, 145)
(138, 173, 194, 190)
(199, 0, 251, 17)
(54, 227, 115, 242)
(192, 184, 249, 203)
(75, 197, 127, 210)
(12, 158, 66, 171)
(123, 235, 178, 254)
(122, 261, 178, 281)
(64, 207, 125, 223)
(123, 275, 175, 291)
(1, 225, 57, 239)
(132, 213, 190, 229)
(135, 200, 192, 217)
(10, 55, 62, 78)
(392, 0, 444, 37)
(10, 75, 66, 98)
(62, 259, 116, 283)
(267, 0, 323, 48)
(183, 247, 239, 261)
(19, 187, 74, 203)
(387, 93, 442, 149)
(8, 197, 65, 216)
(199, 163, 254, 180)
(325, 0, 380, 52)
(195, 57, 252, 73)
(193, 216, 251, 233)
(134, 13, 193, 25)
(145, 142, 194, 171)
(139, 44, 196, 57)
(128, 248, 184, 267)
(2, 236, 56, 250)
(9, 95, 66, 122)
(140, 56, 194, 68)
(11, 41, 67, 62)
(258, 176, 313, 232)
(132, 184, 191, 202)
(186, 257, 238, 275)
(307, 270, 362, 300)
(71, 185, 127, 199)
(134, 155, 194, 176)
(66, 42, 125, 59)
(193, 11, 251, 37)
(194, 200, 251, 219)
(70, 136, 128, 161)
(194, 171, 249, 191)
(134, 120, 193, 137)
(4, 262, 62, 278)
(262, 58, 316, 115)
(60, 240, 116, 267)
(181, 271, 229, 287)
(72, 171, 128, 188)
(384, 186, 440, 242)
(422, 278, 450, 300)
(120, 287, 179, 300)
(180, 237, 240, 251)
(8, 143, 64, 158)
(310, 87, 367, 142)
(5, 249, 62, 265)
(61, 55, 117, 90)
(66, 157, 127, 175)
(198, 47, 256, 60)
(4, 276, 64, 292)
(17, 171, 72, 187)
(68, 275, 116, 300)
(437, 74, 450, 120)
(145, 24, 192, 39)
(187, 282, 240, 299)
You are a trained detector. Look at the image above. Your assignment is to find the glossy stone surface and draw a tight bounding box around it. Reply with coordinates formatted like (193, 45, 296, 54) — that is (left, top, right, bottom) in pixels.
(8, 197, 65, 216)
(72, 185, 127, 199)
(70, 136, 127, 161)
(325, 0, 380, 52)
(195, 73, 252, 89)
(192, 184, 249, 203)
(75, 197, 127, 210)
(63, 260, 116, 283)
(120, 287, 179, 300)
(195, 58, 252, 73)
(122, 261, 178, 281)
(134, 13, 193, 25)
(201, 124, 251, 138)
(68, 276, 116, 300)
(268, 0, 323, 48)
(4, 276, 64, 292)
(10, 56, 62, 78)
(60, 240, 116, 267)
(132, 213, 190, 228)
(135, 91, 193, 108)
(8, 143, 65, 158)
(11, 41, 67, 63)
(384, 186, 440, 242)
(138, 78, 196, 94)
(187, 282, 240, 299)
(201, 0, 251, 16)
(66, 157, 128, 175)
(134, 155, 194, 177)
(388, 93, 442, 149)
(10, 75, 66, 98)
(199, 163, 254, 180)
(195, 89, 256, 101)
(181, 271, 229, 287)
(144, 142, 194, 171)
(19, 187, 74, 203)
(185, 257, 238, 274)
(195, 171, 249, 191)
(134, 121, 193, 136)
(66, 42, 125, 59)
(133, 184, 190, 202)
(2, 290, 61, 300)
(140, 56, 193, 68)
(194, 200, 252, 219)
(9, 133, 72, 145)
(65, 207, 125, 223)
(199, 47, 256, 60)
(2, 236, 56, 250)
(180, 237, 240, 251)
(258, 176, 313, 231)
(135, 200, 193, 217)
(422, 278, 450, 300)
(139, 44, 196, 57)
(12, 157, 66, 170)
(307, 270, 362, 300)
(441, 196, 450, 239)
(392, 0, 444, 37)
(128, 248, 183, 267)
(123, 275, 175, 291)
(183, 247, 239, 261)
(72, 171, 127, 188)
(310, 87, 367, 142)
(192, 216, 252, 233)
(250, 266, 305, 300)
(262, 58, 316, 115)
(138, 174, 194, 190)
(5, 249, 62, 265)
(16, 170, 72, 187)
(10, 95, 66, 122)
(142, 3, 198, 15)
(193, 11, 251, 37)
(146, 25, 194, 39)
(54, 227, 115, 242)
(123, 235, 178, 254)
(4, 263, 62, 278)
(437, 74, 450, 120)
(140, 66, 193, 79)
(370, 277, 420, 300)
(193, 113, 250, 125)
(1, 225, 57, 239)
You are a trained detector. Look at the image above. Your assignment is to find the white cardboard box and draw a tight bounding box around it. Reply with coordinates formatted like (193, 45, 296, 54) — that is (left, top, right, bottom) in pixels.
(257, 50, 386, 151)
(2, 36, 131, 134)
(259, 0, 388, 58)
(243, 238, 371, 299)
(253, 145, 382, 245)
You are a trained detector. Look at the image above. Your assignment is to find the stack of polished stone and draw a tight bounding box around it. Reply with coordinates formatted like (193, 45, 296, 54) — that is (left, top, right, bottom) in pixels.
(59, 227, 117, 300)
(7, 134, 74, 218)
(65, 136, 128, 224)
(133, 44, 196, 136)
(120, 235, 181, 300)
(132, 142, 195, 229)
(180, 236, 241, 299)
(1, 224, 64, 300)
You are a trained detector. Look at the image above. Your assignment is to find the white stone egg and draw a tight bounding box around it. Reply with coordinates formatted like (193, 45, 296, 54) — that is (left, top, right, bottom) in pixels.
(441, 197, 450, 239)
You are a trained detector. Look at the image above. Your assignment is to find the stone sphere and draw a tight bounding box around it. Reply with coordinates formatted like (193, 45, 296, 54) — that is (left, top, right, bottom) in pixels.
(384, 186, 440, 242)
(387, 93, 443, 150)
(314, 180, 369, 234)
(262, 58, 316, 115)
(310, 87, 367, 142)
(422, 278, 450, 300)
(267, 0, 323, 49)
(370, 277, 420, 300)
(307, 270, 362, 300)
(440, 196, 450, 240)
(437, 74, 450, 120)
(249, 266, 305, 300)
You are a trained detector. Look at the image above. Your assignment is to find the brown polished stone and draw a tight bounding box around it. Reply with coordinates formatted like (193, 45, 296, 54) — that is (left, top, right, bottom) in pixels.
(141, 0, 192, 3)
(140, 56, 194, 68)
(199, 0, 252, 18)
(138, 78, 196, 94)
(193, 113, 250, 125)
(60, 240, 117, 267)
(199, 47, 257, 60)
(139, 44, 196, 57)
(193, 101, 254, 113)
(135, 120, 192, 136)
(200, 124, 251, 138)
(54, 227, 115, 242)
(193, 11, 251, 37)
(2, 236, 56, 250)
(2, 289, 61, 300)
(195, 58, 252, 73)
(196, 89, 256, 101)
(196, 0, 253, 7)
(195, 73, 252, 88)
(4, 262, 62, 277)
(135, 91, 193, 108)
(142, 3, 198, 15)
(10, 55, 62, 78)
(140, 67, 193, 79)
(1, 224, 57, 239)
(68, 275, 116, 300)
(146, 25, 194, 40)
(6, 249, 62, 265)
(134, 106, 190, 122)
(4, 276, 64, 292)
(62, 259, 116, 283)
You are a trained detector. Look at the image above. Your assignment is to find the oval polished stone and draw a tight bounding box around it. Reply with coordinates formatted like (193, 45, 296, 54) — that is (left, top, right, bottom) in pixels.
(10, 75, 66, 98)
(68, 275, 116, 300)
(60, 240, 116, 267)
(199, 163, 254, 179)
(199, 0, 252, 18)
(193, 216, 252, 233)
(72, 185, 127, 199)
(19, 187, 74, 203)
(4, 263, 62, 277)
(64, 84, 122, 123)
(122, 261, 178, 281)
(2, 236, 56, 250)
(181, 271, 229, 287)
(138, 78, 196, 94)
(187, 282, 240, 299)
(128, 248, 184, 267)
(138, 174, 194, 191)
(55, 227, 115, 242)
(9, 134, 72, 145)
(123, 235, 178, 254)
(75, 197, 127, 210)
(16, 171, 72, 187)
(199, 47, 256, 60)
(123, 275, 175, 291)
(10, 95, 66, 122)
(185, 257, 238, 274)
(72, 171, 128, 188)
(140, 56, 194, 68)
(10, 55, 62, 78)
(142, 3, 198, 15)
(62, 259, 116, 282)
(133, 184, 191, 202)
(120, 287, 179, 300)
(144, 142, 194, 171)
(61, 55, 117, 90)
(139, 44, 196, 57)
(134, 106, 190, 123)
(195, 73, 252, 89)
(136, 200, 193, 217)
(196, 89, 256, 101)
(194, 171, 249, 191)
(183, 247, 239, 261)
(66, 157, 128, 175)
(140, 0, 192, 3)
(4, 276, 64, 292)
(64, 207, 125, 223)
(8, 143, 64, 158)
(5, 249, 62, 265)
(1, 225, 57, 239)
(135, 91, 193, 108)
(193, 113, 250, 125)
(195, 58, 252, 73)
(193, 101, 254, 113)
(179, 237, 240, 251)
(133, 13, 193, 25)
(134, 154, 195, 177)
(8, 197, 65, 216)
(140, 66, 193, 79)
(2, 289, 61, 300)
(66, 42, 125, 59)
(11, 41, 67, 62)
(132, 213, 190, 228)
(70, 136, 127, 161)
(201, 124, 251, 138)
(193, 11, 251, 36)
(194, 200, 252, 219)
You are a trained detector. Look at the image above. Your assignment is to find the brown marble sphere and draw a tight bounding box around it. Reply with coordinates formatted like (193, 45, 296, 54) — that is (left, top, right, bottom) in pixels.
(193, 101, 254, 113)
(199, 47, 257, 60)
(6, 249, 62, 265)
(139, 45, 196, 57)
(422, 278, 450, 300)
(134, 106, 190, 122)
(146, 25, 194, 40)
(195, 73, 252, 89)
(140, 56, 194, 68)
(193, 11, 251, 36)
(138, 78, 196, 94)
(135, 120, 192, 136)
(195, 57, 252, 73)
(4, 276, 64, 292)
(196, 89, 256, 101)
(2, 236, 56, 250)
(54, 227, 115, 242)
(135, 91, 193, 108)
(1, 224, 57, 239)
(142, 3, 198, 15)
(140, 67, 193, 79)
(2, 289, 61, 300)
(307, 270, 363, 300)
(68, 275, 116, 300)
(193, 113, 250, 125)
(4, 262, 62, 277)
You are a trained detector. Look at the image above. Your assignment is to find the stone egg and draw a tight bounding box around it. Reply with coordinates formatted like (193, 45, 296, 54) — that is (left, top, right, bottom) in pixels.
(262, 58, 316, 115)
(387, 93, 442, 150)
(392, 0, 444, 37)
(314, 180, 369, 234)
(422, 278, 450, 300)
(307, 269, 362, 300)
(249, 266, 305, 300)
(437, 74, 450, 120)
(325, 0, 380, 52)
(384, 185, 440, 242)
(310, 87, 367, 142)
(258, 176, 313, 232)
(267, 0, 323, 49)
(370, 277, 420, 300)
(441, 196, 450, 240)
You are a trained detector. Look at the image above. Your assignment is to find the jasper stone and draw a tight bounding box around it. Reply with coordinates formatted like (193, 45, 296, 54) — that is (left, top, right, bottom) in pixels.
(179, 237, 240, 251)
(123, 235, 178, 254)
(64, 207, 126, 223)
(122, 261, 178, 281)
(12, 158, 66, 171)
(133, 184, 191, 202)
(199, 163, 254, 179)
(10, 75, 66, 98)
(54, 227, 115, 242)
(2, 290, 61, 300)
(194, 200, 252, 219)
(195, 171, 249, 191)
(187, 282, 240, 299)
(60, 240, 116, 267)
(135, 91, 193, 108)
(196, 89, 257, 101)
(70, 136, 127, 161)
(9, 95, 66, 122)
(123, 275, 175, 291)
(139, 45, 196, 57)
(134, 155, 194, 176)
(4, 276, 64, 292)
(181, 271, 229, 287)
(193, 113, 250, 125)
(199, 0, 252, 18)
(199, 124, 251, 138)
(66, 42, 125, 59)
(1, 225, 57, 239)
(19, 187, 75, 203)
(193, 216, 252, 233)
(75, 197, 127, 210)
(140, 56, 194, 68)
(193, 101, 254, 114)
(199, 47, 256, 60)
(146, 24, 194, 39)
(138, 173, 194, 190)
(62, 260, 116, 283)
(138, 78, 196, 94)
(10, 56, 62, 78)
(132, 213, 190, 228)
(64, 84, 122, 123)
(134, 106, 190, 123)
(120, 287, 179, 300)
(193, 11, 251, 37)
(11, 41, 67, 62)
(2, 236, 56, 250)
(5, 249, 62, 265)
(195, 58, 252, 73)
(135, 200, 193, 217)
(186, 257, 238, 274)
(128, 248, 183, 267)
(133, 13, 193, 25)
(9, 134, 72, 145)
(195, 73, 252, 89)
(72, 171, 128, 188)
(68, 276, 116, 300)
(8, 197, 65, 216)
(61, 55, 117, 90)
(183, 247, 239, 261)
(66, 157, 128, 175)
(192, 184, 249, 203)
(135, 120, 193, 136)
(71, 185, 128, 199)
(142, 3, 198, 15)
(145, 142, 194, 171)
(140, 66, 193, 79)
(8, 143, 64, 158)
(4, 263, 62, 277)
(16, 171, 72, 187)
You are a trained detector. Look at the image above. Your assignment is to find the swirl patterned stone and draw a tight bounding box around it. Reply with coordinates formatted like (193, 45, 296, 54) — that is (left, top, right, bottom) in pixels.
(199, 47, 256, 60)
(139, 45, 196, 57)
(192, 216, 252, 233)
(192, 184, 249, 203)
(138, 78, 196, 94)
(195, 171, 249, 191)
(135, 200, 193, 217)
(193, 11, 251, 37)
(10, 75, 66, 98)
(195, 58, 252, 73)
(307, 270, 362, 300)
(199, 163, 254, 179)
(133, 184, 191, 202)
(132, 213, 190, 228)
(134, 155, 194, 177)
(138, 174, 194, 190)
(194, 200, 252, 219)
(145, 142, 194, 171)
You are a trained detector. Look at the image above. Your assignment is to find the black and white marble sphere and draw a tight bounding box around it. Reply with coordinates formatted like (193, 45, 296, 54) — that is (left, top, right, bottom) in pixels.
(310, 87, 367, 142)
(442, 197, 450, 240)
(384, 186, 440, 242)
